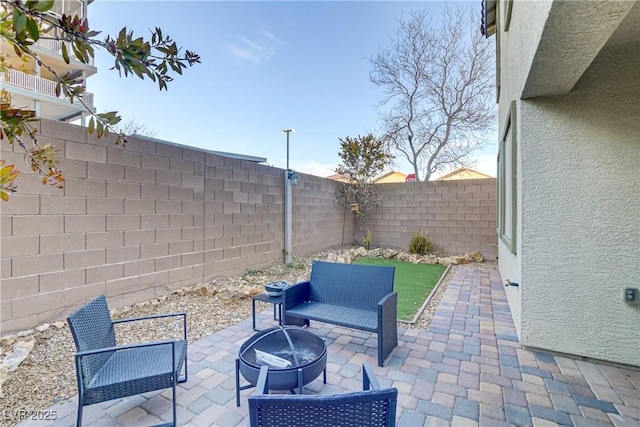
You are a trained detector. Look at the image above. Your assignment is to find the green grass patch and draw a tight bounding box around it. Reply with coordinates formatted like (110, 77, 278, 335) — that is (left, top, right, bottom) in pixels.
(354, 257, 447, 321)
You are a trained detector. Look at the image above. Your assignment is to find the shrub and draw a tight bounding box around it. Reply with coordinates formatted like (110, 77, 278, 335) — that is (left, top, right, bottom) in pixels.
(408, 230, 433, 255)
(363, 230, 372, 250)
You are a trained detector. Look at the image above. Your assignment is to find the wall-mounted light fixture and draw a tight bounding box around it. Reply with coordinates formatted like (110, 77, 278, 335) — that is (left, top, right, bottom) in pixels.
(287, 171, 299, 187)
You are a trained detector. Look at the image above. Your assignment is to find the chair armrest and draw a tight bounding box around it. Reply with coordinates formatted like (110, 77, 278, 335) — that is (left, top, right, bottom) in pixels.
(362, 363, 382, 391)
(377, 292, 396, 309)
(74, 339, 179, 358)
(283, 281, 310, 309)
(112, 312, 187, 340)
(253, 366, 270, 396)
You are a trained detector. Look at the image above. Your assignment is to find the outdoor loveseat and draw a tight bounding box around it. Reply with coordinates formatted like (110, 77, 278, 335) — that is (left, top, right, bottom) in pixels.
(283, 260, 397, 366)
(67, 295, 188, 427)
(248, 363, 398, 427)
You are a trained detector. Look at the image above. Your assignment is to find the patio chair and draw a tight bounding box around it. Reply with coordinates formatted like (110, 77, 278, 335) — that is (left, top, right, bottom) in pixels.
(67, 295, 187, 427)
(248, 363, 397, 427)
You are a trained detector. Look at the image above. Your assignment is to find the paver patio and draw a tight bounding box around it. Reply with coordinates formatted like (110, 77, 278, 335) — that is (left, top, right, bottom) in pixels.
(20, 267, 640, 426)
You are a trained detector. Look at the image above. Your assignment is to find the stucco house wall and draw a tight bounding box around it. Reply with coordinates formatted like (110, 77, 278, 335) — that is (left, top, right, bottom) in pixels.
(495, 0, 640, 366)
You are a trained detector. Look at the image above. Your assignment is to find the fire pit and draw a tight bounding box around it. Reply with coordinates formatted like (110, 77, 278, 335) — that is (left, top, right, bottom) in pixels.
(235, 326, 327, 406)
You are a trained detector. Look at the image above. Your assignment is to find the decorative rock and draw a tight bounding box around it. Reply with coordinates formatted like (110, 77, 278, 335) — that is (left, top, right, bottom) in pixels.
(422, 255, 438, 264)
(355, 247, 368, 257)
(0, 335, 16, 348)
(0, 365, 9, 398)
(367, 248, 382, 258)
(438, 257, 459, 266)
(52, 321, 66, 329)
(16, 330, 34, 338)
(191, 283, 218, 297)
(469, 251, 484, 262)
(2, 336, 35, 372)
(382, 249, 399, 259)
(35, 323, 50, 333)
(239, 286, 262, 298)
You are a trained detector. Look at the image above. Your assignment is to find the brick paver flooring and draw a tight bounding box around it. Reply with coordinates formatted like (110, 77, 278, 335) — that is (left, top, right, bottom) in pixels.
(22, 267, 640, 426)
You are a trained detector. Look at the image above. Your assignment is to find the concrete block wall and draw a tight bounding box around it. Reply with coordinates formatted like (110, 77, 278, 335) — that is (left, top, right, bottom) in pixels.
(292, 174, 355, 256)
(361, 179, 498, 260)
(0, 119, 348, 333)
(0, 120, 496, 334)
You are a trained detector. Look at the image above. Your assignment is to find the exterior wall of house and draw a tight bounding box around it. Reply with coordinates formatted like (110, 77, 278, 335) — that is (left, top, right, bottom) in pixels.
(519, 41, 640, 367)
(497, 0, 640, 366)
(359, 179, 498, 260)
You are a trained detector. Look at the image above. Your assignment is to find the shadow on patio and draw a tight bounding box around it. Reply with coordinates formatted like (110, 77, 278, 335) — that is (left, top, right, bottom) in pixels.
(23, 268, 640, 427)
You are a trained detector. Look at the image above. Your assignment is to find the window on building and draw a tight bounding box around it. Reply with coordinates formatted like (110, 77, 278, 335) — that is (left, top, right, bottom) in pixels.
(498, 100, 517, 254)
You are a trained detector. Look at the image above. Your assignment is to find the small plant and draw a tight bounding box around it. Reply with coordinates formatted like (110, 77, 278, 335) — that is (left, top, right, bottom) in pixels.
(408, 230, 433, 255)
(363, 230, 372, 250)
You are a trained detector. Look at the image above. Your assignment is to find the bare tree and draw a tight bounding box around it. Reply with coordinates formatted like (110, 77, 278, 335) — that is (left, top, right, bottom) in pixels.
(370, 7, 495, 181)
(114, 118, 158, 138)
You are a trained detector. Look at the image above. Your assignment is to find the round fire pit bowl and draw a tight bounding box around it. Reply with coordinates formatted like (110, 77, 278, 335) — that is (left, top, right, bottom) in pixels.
(235, 326, 327, 406)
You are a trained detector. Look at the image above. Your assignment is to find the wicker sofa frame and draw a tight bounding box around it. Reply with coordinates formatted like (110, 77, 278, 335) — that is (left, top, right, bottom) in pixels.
(67, 295, 187, 427)
(248, 363, 397, 427)
(282, 260, 398, 366)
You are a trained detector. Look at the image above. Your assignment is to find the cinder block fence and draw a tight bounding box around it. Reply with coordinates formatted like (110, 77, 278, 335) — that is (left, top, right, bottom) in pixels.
(0, 119, 496, 333)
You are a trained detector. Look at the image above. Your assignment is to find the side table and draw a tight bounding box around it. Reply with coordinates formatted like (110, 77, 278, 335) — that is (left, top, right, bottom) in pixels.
(252, 293, 284, 331)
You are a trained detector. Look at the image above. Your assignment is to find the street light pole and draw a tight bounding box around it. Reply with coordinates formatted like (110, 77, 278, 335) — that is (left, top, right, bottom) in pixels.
(282, 129, 294, 265)
(282, 129, 294, 171)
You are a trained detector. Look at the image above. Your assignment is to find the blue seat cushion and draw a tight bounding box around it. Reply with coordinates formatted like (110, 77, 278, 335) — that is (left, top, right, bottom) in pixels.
(286, 302, 378, 333)
(83, 340, 187, 405)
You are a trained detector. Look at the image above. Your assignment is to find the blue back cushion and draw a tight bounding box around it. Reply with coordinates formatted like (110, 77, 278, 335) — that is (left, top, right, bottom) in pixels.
(309, 261, 395, 310)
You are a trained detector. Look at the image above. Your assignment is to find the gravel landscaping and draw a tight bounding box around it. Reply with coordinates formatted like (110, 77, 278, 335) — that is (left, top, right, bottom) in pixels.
(0, 248, 495, 427)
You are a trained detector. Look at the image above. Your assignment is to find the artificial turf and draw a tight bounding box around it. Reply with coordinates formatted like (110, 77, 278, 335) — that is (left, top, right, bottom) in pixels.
(354, 257, 447, 321)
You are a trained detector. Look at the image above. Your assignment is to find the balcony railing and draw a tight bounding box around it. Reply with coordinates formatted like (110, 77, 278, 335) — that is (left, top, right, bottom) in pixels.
(48, 0, 85, 19)
(35, 38, 95, 66)
(1, 68, 94, 107)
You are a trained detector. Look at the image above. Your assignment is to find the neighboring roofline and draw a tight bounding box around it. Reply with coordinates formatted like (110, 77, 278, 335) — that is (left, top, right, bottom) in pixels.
(131, 134, 267, 163)
(436, 167, 493, 180)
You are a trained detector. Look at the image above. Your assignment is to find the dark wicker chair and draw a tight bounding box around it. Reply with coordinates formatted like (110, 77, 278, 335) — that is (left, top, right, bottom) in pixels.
(67, 295, 187, 427)
(283, 260, 398, 366)
(248, 363, 397, 427)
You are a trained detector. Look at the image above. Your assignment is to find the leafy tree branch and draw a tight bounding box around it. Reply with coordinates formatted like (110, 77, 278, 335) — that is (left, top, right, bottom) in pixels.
(0, 0, 200, 200)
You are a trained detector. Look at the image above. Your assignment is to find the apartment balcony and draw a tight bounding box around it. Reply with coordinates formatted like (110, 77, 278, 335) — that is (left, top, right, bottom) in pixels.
(2, 68, 95, 121)
(35, 38, 95, 67)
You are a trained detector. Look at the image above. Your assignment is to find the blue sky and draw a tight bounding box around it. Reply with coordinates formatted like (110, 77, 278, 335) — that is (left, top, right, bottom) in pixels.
(89, 1, 497, 179)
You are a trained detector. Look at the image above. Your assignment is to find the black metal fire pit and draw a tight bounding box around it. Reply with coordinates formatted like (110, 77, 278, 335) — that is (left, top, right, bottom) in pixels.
(235, 326, 327, 406)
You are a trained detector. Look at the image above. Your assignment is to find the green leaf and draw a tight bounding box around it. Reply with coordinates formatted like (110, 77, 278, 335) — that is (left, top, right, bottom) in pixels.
(13, 10, 27, 34)
(25, 18, 40, 41)
(88, 117, 95, 134)
(61, 42, 69, 64)
(31, 0, 55, 12)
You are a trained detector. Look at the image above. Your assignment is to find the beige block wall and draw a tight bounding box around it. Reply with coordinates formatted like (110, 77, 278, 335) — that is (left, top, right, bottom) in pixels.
(0, 120, 351, 333)
(0, 119, 495, 334)
(360, 179, 498, 260)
